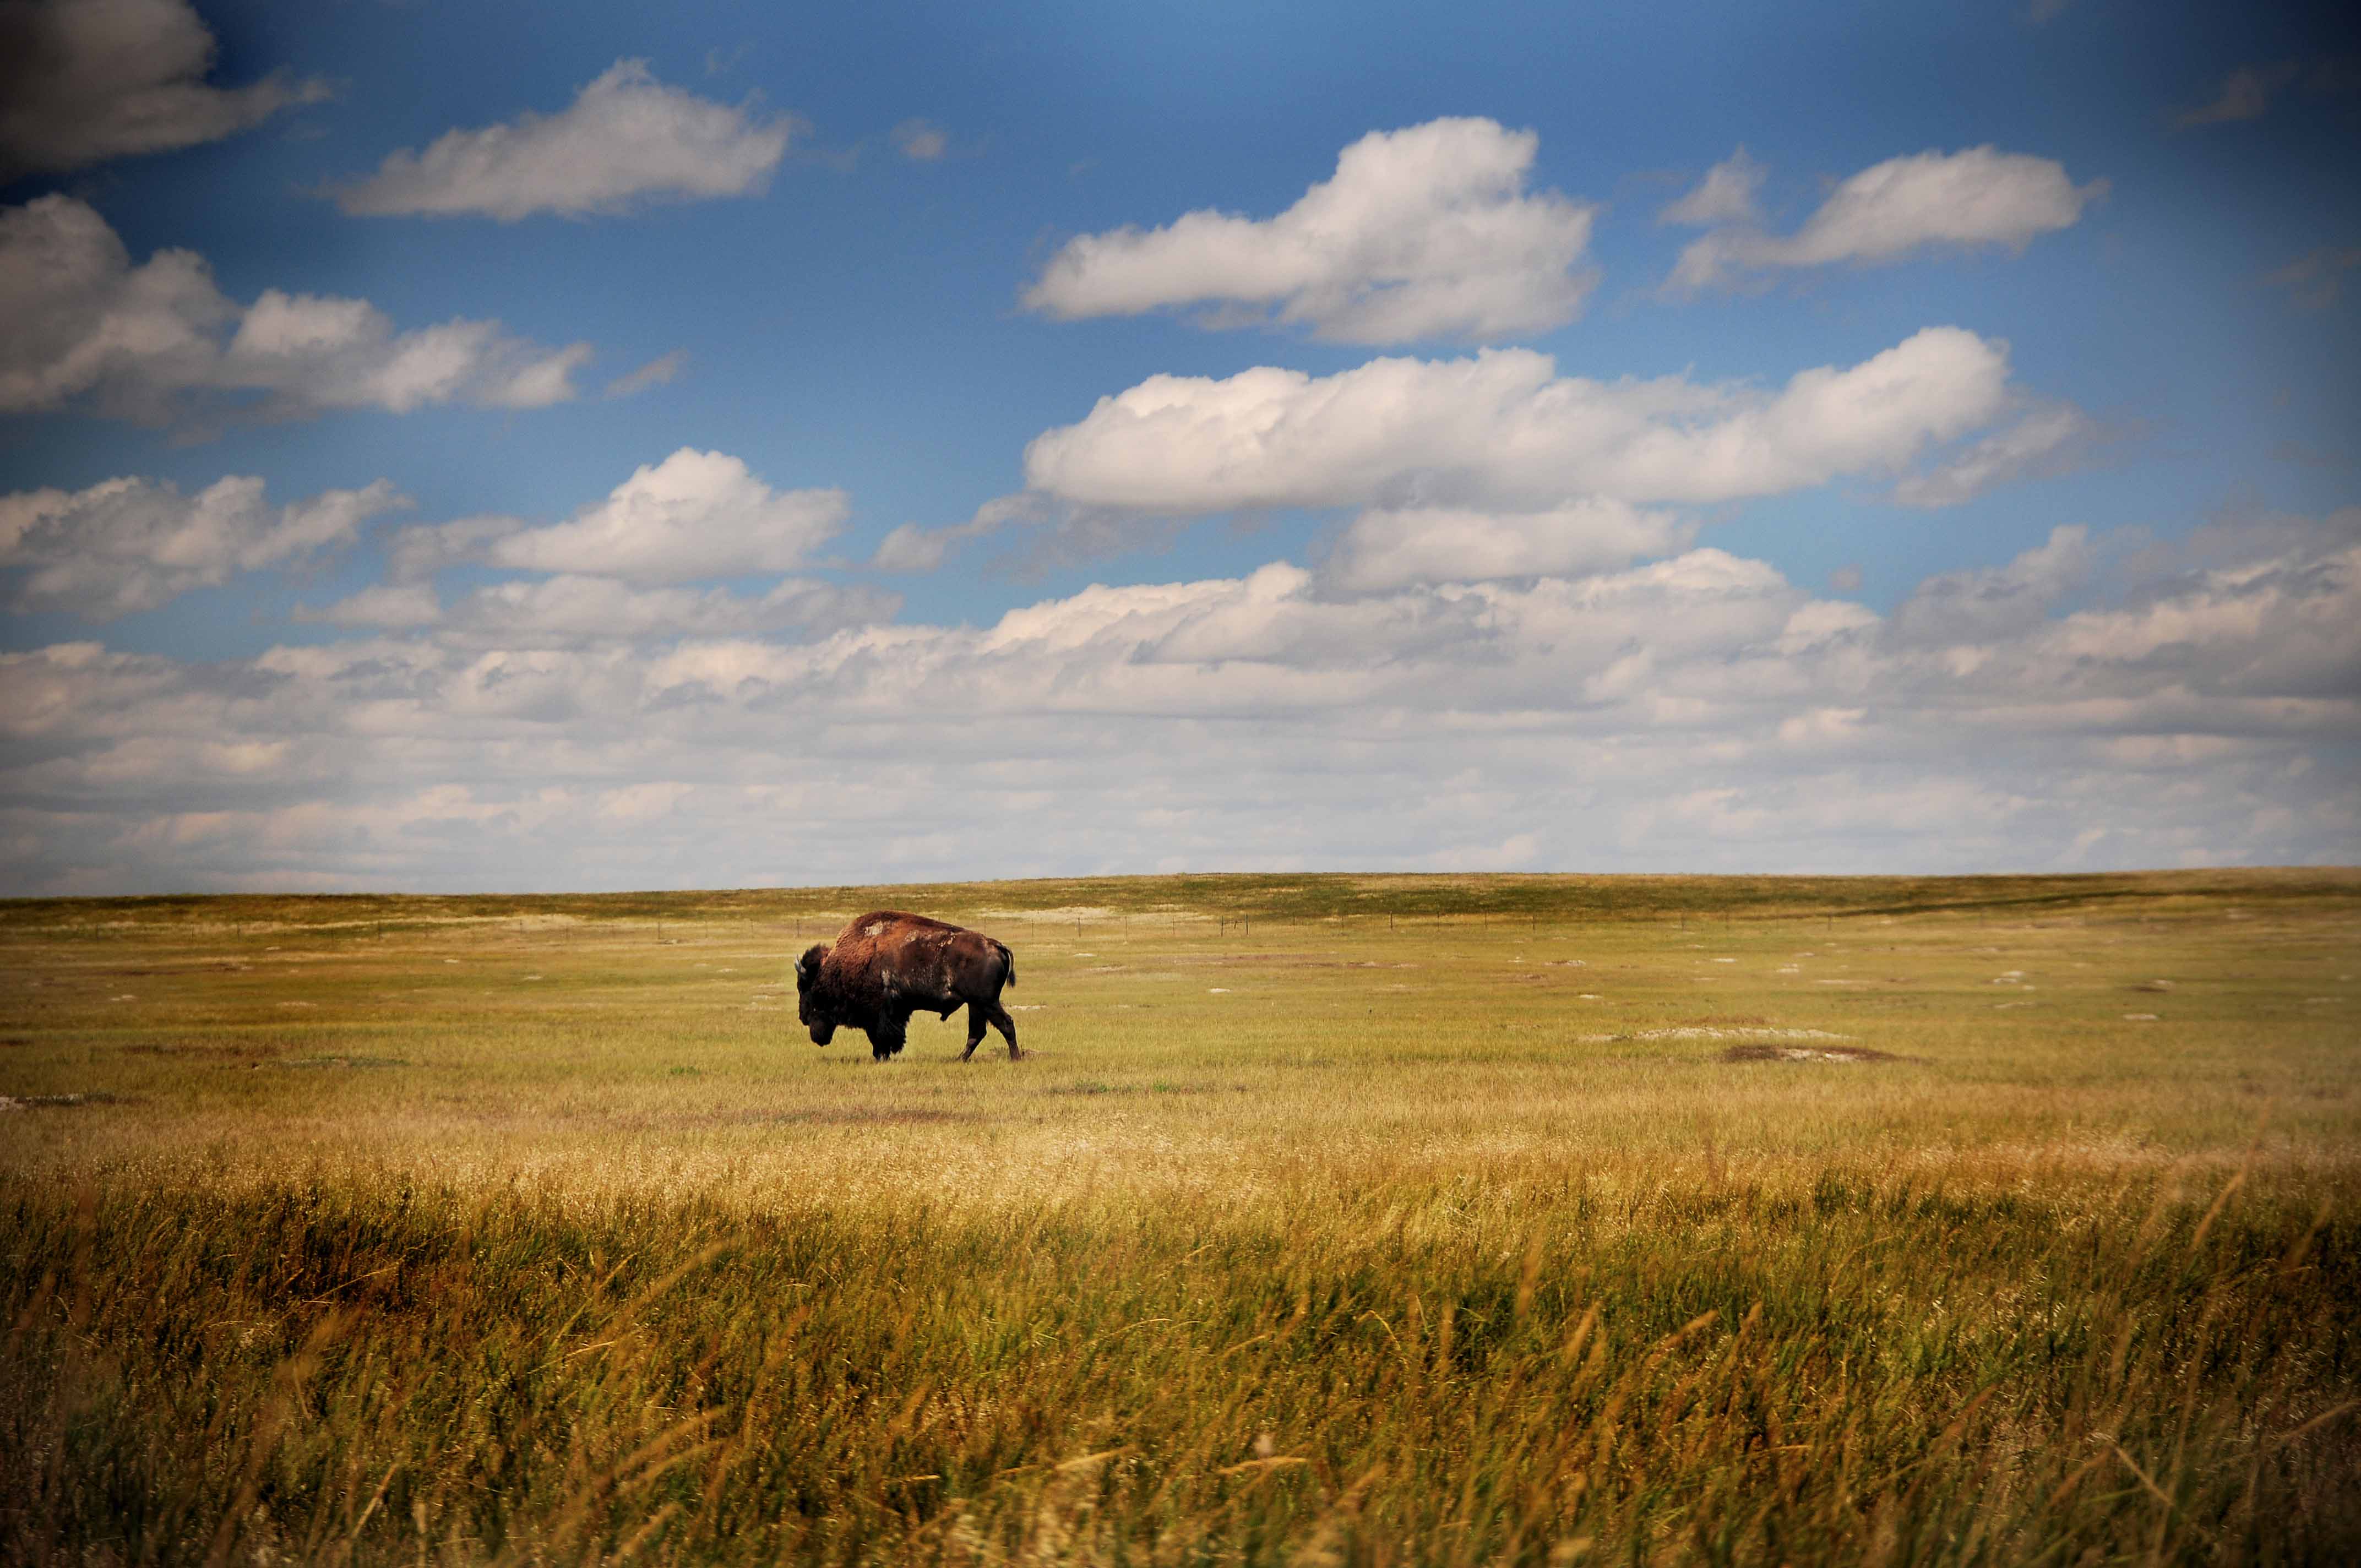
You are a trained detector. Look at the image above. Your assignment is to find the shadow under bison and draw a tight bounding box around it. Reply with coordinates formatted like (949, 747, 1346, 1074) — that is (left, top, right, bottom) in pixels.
(795, 911, 1020, 1061)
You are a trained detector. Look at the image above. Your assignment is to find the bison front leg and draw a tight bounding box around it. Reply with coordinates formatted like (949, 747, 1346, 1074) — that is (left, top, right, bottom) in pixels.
(871, 1005, 910, 1061)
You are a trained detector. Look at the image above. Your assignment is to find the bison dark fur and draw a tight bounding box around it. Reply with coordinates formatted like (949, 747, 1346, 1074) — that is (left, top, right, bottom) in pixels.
(794, 911, 1019, 1061)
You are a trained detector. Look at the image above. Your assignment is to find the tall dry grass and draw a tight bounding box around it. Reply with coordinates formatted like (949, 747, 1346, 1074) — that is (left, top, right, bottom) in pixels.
(2, 869, 2357, 1563)
(7, 1167, 2355, 1565)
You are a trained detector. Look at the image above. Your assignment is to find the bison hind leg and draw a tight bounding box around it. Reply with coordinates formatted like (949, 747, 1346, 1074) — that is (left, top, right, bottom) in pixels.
(982, 999, 1020, 1060)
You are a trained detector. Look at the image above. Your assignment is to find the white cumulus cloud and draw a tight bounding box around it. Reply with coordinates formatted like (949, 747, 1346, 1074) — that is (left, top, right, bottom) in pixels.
(0, 195, 592, 424)
(0, 0, 330, 178)
(1668, 146, 2106, 293)
(485, 449, 851, 582)
(0, 473, 407, 619)
(1020, 326, 2015, 515)
(328, 59, 797, 220)
(1024, 117, 1598, 343)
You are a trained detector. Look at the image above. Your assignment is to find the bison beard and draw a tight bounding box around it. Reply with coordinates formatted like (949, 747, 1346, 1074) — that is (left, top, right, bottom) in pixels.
(793, 911, 1020, 1061)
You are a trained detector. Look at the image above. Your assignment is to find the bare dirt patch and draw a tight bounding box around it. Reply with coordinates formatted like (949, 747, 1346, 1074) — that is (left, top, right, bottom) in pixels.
(1581, 1027, 1854, 1044)
(1720, 1044, 1906, 1065)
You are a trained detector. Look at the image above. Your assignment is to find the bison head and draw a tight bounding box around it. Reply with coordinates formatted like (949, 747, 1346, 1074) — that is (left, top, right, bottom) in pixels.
(793, 943, 836, 1044)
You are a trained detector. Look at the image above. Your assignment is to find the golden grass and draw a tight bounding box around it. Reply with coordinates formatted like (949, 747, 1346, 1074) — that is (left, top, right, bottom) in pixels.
(2, 869, 2358, 1564)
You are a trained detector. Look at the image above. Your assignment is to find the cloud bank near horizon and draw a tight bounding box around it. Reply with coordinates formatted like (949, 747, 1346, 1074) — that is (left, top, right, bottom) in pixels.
(4, 502, 2351, 894)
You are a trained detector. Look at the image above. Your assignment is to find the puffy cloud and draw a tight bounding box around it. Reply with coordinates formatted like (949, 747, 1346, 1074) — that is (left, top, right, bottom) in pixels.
(1024, 118, 1598, 343)
(0, 473, 407, 618)
(1658, 148, 1765, 226)
(219, 288, 592, 415)
(3, 511, 2355, 892)
(1021, 326, 2014, 514)
(327, 60, 796, 220)
(975, 326, 2014, 571)
(0, 0, 329, 178)
(483, 449, 849, 582)
(0, 194, 229, 416)
(382, 452, 850, 588)
(0, 195, 591, 423)
(1668, 147, 2106, 293)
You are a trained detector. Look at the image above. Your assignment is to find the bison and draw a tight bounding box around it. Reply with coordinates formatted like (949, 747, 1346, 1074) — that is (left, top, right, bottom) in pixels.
(794, 911, 1020, 1061)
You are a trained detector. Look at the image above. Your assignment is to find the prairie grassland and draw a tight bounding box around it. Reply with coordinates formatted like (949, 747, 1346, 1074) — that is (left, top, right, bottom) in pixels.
(2, 869, 2358, 1565)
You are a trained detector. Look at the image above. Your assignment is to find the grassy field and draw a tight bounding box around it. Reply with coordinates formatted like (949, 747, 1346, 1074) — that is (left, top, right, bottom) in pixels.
(2, 868, 2358, 1565)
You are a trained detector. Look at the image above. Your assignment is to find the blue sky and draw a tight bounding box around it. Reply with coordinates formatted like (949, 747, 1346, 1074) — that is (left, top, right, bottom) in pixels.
(1, 0, 2354, 892)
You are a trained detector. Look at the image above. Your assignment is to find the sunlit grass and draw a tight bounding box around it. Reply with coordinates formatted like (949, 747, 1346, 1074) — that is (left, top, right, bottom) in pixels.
(3, 869, 2357, 1563)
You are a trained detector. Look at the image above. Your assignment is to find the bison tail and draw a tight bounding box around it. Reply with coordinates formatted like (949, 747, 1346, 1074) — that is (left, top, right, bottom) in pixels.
(992, 938, 1015, 989)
